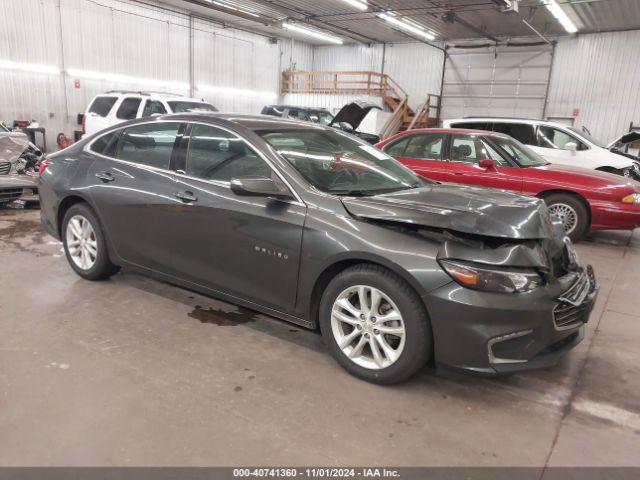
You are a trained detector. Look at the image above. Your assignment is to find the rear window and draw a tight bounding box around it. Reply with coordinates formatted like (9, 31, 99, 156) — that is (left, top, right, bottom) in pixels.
(167, 101, 217, 113)
(116, 98, 142, 120)
(89, 130, 120, 157)
(493, 123, 535, 145)
(88, 96, 118, 117)
(116, 122, 180, 169)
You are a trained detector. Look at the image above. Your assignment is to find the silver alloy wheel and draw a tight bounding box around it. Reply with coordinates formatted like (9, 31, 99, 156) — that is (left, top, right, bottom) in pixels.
(548, 202, 578, 235)
(330, 285, 406, 370)
(66, 214, 98, 270)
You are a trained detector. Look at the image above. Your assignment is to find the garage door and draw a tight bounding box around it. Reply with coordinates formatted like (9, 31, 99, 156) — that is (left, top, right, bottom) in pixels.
(440, 45, 554, 121)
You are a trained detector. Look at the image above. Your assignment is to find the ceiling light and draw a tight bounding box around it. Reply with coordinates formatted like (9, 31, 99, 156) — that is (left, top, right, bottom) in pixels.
(0, 59, 59, 75)
(377, 12, 436, 41)
(211, 0, 260, 18)
(197, 84, 277, 99)
(282, 22, 343, 44)
(542, 0, 577, 34)
(66, 68, 189, 91)
(338, 0, 368, 11)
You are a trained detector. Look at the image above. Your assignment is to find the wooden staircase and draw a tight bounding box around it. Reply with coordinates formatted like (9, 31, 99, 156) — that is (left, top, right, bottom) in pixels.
(281, 70, 440, 139)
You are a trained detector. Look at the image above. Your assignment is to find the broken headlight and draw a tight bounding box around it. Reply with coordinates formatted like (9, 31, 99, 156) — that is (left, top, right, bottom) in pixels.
(440, 260, 542, 293)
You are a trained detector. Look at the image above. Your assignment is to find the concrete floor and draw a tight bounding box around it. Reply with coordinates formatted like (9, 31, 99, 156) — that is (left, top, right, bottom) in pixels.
(1, 207, 639, 467)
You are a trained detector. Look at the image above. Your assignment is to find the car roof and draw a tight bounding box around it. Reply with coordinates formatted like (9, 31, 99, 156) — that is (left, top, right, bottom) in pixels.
(156, 112, 327, 131)
(445, 117, 576, 130)
(395, 127, 512, 138)
(264, 105, 332, 112)
(95, 91, 209, 103)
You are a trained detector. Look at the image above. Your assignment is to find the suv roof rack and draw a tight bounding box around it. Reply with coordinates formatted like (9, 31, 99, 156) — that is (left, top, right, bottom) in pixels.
(104, 90, 185, 97)
(463, 116, 537, 121)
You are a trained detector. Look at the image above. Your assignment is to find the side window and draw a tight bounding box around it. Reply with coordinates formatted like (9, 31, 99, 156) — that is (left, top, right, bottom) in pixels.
(451, 121, 492, 131)
(384, 136, 411, 157)
(89, 130, 120, 157)
(493, 123, 535, 145)
(537, 126, 586, 150)
(288, 109, 310, 121)
(116, 97, 142, 120)
(186, 124, 271, 182)
(451, 134, 506, 165)
(88, 96, 118, 117)
(142, 100, 167, 117)
(403, 133, 444, 160)
(116, 122, 180, 169)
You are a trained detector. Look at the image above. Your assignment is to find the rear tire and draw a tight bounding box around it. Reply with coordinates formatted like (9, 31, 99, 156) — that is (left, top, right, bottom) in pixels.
(319, 264, 432, 385)
(543, 193, 589, 241)
(62, 203, 120, 280)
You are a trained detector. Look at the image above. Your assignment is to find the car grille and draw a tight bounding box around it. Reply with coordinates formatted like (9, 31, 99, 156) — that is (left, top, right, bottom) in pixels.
(553, 266, 595, 330)
(0, 162, 11, 175)
(0, 188, 24, 203)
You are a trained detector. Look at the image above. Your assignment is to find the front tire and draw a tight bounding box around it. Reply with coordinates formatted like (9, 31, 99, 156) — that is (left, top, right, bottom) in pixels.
(543, 193, 589, 241)
(319, 264, 432, 385)
(62, 203, 119, 280)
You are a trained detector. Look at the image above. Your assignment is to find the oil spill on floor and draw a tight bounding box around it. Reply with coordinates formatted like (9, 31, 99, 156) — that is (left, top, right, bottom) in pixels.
(188, 305, 257, 326)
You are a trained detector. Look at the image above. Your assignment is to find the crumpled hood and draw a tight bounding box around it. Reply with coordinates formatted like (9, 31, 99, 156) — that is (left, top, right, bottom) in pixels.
(341, 184, 554, 240)
(0, 132, 29, 163)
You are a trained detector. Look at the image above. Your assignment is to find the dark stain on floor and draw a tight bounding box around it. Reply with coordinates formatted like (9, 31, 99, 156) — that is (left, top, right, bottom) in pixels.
(188, 305, 257, 326)
(0, 211, 48, 254)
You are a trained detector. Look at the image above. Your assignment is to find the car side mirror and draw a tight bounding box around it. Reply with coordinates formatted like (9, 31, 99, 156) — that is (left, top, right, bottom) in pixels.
(565, 141, 578, 152)
(479, 158, 496, 170)
(230, 175, 293, 199)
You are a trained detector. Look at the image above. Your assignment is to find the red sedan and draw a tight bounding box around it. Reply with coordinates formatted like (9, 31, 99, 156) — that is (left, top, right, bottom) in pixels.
(376, 128, 640, 240)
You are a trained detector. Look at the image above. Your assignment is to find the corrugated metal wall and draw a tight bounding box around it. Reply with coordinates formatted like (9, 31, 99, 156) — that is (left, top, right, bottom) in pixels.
(0, 0, 290, 150)
(546, 30, 640, 144)
(383, 43, 445, 111)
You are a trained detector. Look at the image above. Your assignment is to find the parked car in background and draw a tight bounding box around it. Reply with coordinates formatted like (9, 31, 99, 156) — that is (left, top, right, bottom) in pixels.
(0, 131, 39, 205)
(261, 101, 381, 144)
(377, 128, 640, 240)
(81, 91, 217, 136)
(443, 117, 640, 180)
(39, 113, 597, 383)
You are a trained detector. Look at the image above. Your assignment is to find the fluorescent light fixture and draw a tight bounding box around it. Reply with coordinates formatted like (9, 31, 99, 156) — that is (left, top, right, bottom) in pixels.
(0, 59, 59, 75)
(542, 0, 577, 33)
(66, 68, 189, 91)
(197, 84, 277, 99)
(339, 0, 368, 11)
(282, 22, 343, 44)
(377, 12, 436, 41)
(209, 0, 260, 18)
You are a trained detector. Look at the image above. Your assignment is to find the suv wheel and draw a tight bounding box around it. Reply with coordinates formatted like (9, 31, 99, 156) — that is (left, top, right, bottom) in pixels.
(544, 193, 589, 241)
(319, 264, 432, 384)
(62, 203, 120, 280)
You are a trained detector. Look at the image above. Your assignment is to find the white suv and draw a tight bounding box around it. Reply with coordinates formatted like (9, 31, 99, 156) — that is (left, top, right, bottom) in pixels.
(443, 117, 640, 179)
(81, 91, 217, 136)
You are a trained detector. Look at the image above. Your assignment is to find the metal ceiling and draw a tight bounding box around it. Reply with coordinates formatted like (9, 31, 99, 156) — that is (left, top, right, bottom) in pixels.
(159, 0, 640, 44)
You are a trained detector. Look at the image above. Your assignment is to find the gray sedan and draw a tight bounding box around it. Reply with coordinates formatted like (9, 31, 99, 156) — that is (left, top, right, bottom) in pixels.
(38, 113, 597, 384)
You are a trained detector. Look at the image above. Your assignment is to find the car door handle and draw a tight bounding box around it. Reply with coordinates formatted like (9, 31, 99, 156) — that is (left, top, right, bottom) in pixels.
(174, 191, 197, 203)
(95, 171, 115, 182)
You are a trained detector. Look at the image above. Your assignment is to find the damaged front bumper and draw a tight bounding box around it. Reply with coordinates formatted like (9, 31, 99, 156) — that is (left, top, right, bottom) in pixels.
(0, 173, 39, 204)
(424, 265, 598, 375)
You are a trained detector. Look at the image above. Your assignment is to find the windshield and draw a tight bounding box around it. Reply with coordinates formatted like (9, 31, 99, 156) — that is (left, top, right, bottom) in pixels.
(258, 128, 427, 195)
(567, 126, 604, 147)
(309, 111, 334, 125)
(489, 136, 549, 167)
(168, 101, 217, 113)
